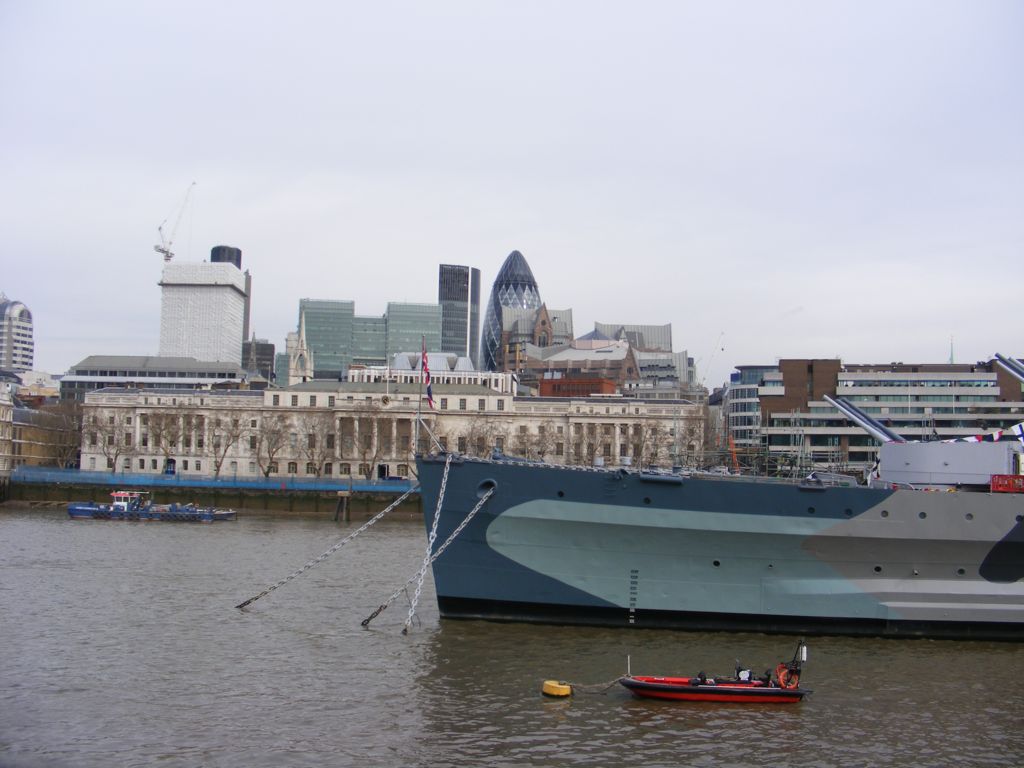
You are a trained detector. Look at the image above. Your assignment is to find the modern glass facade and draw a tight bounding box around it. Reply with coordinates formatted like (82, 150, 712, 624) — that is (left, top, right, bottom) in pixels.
(299, 299, 355, 378)
(295, 299, 443, 378)
(351, 316, 386, 367)
(482, 251, 542, 371)
(385, 302, 442, 360)
(438, 265, 481, 367)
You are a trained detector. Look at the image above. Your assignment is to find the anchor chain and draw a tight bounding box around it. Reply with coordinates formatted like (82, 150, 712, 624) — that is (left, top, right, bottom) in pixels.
(236, 485, 419, 610)
(362, 456, 494, 631)
(403, 453, 452, 633)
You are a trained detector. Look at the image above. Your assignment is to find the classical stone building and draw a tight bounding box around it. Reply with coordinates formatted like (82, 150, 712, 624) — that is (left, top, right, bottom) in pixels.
(78, 383, 706, 480)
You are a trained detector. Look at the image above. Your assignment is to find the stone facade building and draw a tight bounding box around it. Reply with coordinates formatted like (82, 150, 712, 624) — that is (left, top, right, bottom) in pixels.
(78, 383, 706, 480)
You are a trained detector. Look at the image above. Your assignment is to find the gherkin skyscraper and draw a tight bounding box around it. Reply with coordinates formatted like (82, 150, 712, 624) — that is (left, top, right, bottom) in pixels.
(482, 250, 542, 371)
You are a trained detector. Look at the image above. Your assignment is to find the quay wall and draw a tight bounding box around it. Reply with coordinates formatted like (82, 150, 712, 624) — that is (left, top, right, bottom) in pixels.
(8, 467, 422, 519)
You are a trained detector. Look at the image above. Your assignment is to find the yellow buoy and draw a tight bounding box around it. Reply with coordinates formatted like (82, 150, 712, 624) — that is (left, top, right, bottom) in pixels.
(542, 680, 572, 697)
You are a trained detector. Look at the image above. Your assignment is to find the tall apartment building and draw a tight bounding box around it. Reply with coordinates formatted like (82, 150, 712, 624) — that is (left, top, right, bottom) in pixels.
(158, 258, 247, 363)
(0, 294, 34, 372)
(438, 265, 481, 368)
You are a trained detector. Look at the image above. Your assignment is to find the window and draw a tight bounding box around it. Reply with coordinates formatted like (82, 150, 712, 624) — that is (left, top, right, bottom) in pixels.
(306, 463, 316, 475)
(328, 396, 335, 407)
(291, 395, 299, 406)
(440, 398, 448, 409)
(195, 461, 201, 472)
(140, 414, 148, 426)
(183, 460, 189, 470)
(288, 461, 298, 474)
(272, 394, 280, 406)
(495, 436, 504, 451)
(397, 464, 409, 477)
(310, 395, 317, 407)
(307, 434, 316, 449)
(123, 458, 131, 470)
(478, 399, 485, 410)
(556, 442, 564, 455)
(89, 432, 97, 446)
(459, 398, 467, 411)
(519, 425, 527, 434)
(107, 458, 114, 469)
(250, 419, 257, 428)
(138, 459, 145, 469)
(268, 462, 278, 474)
(249, 462, 256, 474)
(358, 463, 371, 476)
(249, 436, 257, 450)
(141, 434, 149, 447)
(458, 436, 467, 452)
(125, 416, 132, 426)
(326, 433, 335, 449)
(497, 399, 505, 411)
(151, 459, 157, 469)
(339, 463, 351, 475)
(324, 463, 333, 476)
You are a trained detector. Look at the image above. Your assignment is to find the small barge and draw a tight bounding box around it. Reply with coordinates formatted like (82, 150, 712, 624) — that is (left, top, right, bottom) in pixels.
(68, 491, 236, 523)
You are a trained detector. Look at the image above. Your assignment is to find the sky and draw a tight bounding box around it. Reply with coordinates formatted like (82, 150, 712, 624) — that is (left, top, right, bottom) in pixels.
(1, 0, 1021, 388)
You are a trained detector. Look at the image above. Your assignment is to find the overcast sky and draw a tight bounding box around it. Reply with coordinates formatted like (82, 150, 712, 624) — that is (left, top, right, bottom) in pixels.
(2, 1, 1020, 388)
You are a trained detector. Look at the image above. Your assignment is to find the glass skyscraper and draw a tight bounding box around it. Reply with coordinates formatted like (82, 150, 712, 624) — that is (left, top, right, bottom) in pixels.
(298, 299, 355, 378)
(438, 264, 481, 368)
(482, 250, 542, 371)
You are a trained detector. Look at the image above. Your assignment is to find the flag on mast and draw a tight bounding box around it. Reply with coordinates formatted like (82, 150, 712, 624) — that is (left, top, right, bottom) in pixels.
(421, 339, 434, 409)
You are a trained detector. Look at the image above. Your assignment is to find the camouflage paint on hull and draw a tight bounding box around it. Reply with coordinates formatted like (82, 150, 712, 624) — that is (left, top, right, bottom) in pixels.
(417, 455, 1024, 639)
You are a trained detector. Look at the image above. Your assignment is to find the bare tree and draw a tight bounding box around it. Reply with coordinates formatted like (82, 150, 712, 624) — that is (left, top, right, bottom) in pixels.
(633, 420, 671, 469)
(466, 415, 501, 458)
(92, 408, 133, 472)
(42, 399, 82, 469)
(298, 410, 335, 476)
(147, 408, 184, 471)
(532, 419, 558, 462)
(255, 412, 289, 477)
(209, 413, 246, 478)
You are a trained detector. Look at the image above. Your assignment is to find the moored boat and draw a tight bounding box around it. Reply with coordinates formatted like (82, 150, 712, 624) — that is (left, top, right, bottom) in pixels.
(415, 444, 1024, 640)
(620, 641, 810, 704)
(67, 491, 236, 523)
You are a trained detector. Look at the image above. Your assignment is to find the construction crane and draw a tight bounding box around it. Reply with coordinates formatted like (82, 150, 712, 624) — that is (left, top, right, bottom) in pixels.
(154, 181, 196, 262)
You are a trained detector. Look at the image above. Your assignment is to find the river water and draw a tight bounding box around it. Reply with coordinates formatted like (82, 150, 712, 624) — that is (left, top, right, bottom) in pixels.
(1, 505, 1023, 768)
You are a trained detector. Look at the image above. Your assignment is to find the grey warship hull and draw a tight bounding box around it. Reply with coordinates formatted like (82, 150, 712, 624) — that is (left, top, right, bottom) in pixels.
(416, 455, 1024, 639)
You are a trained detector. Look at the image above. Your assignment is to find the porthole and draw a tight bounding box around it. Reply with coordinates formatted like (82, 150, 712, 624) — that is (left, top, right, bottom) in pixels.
(713, 560, 721, 567)
(918, 512, 927, 519)
(1017, 515, 1023, 523)
(965, 513, 974, 521)
(873, 565, 882, 573)
(807, 507, 816, 515)
(643, 497, 651, 505)
(557, 490, 565, 498)
(477, 479, 497, 499)
(881, 510, 889, 518)
(956, 568, 966, 576)
(844, 508, 853, 517)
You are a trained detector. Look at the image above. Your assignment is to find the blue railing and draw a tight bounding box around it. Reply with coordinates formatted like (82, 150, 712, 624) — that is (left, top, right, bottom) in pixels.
(11, 465, 416, 494)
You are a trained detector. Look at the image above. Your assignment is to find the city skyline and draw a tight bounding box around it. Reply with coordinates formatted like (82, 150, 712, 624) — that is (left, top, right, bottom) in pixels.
(2, 2, 1020, 387)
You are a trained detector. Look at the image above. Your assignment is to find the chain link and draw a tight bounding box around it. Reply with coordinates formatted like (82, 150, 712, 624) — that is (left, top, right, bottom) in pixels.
(236, 485, 419, 610)
(363, 457, 494, 631)
(403, 454, 453, 633)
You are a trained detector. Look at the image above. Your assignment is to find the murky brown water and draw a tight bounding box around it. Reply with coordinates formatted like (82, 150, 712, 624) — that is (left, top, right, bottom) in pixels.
(2, 506, 1023, 767)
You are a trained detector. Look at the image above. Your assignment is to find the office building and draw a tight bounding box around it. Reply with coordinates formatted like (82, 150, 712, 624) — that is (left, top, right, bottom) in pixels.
(0, 294, 34, 372)
(159, 260, 247, 363)
(293, 299, 442, 380)
(482, 250, 542, 371)
(438, 265, 481, 367)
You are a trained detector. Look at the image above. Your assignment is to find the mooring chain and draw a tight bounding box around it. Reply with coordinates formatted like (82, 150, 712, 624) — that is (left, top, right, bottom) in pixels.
(235, 485, 419, 610)
(362, 457, 495, 631)
(364, 484, 493, 631)
(402, 453, 453, 633)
